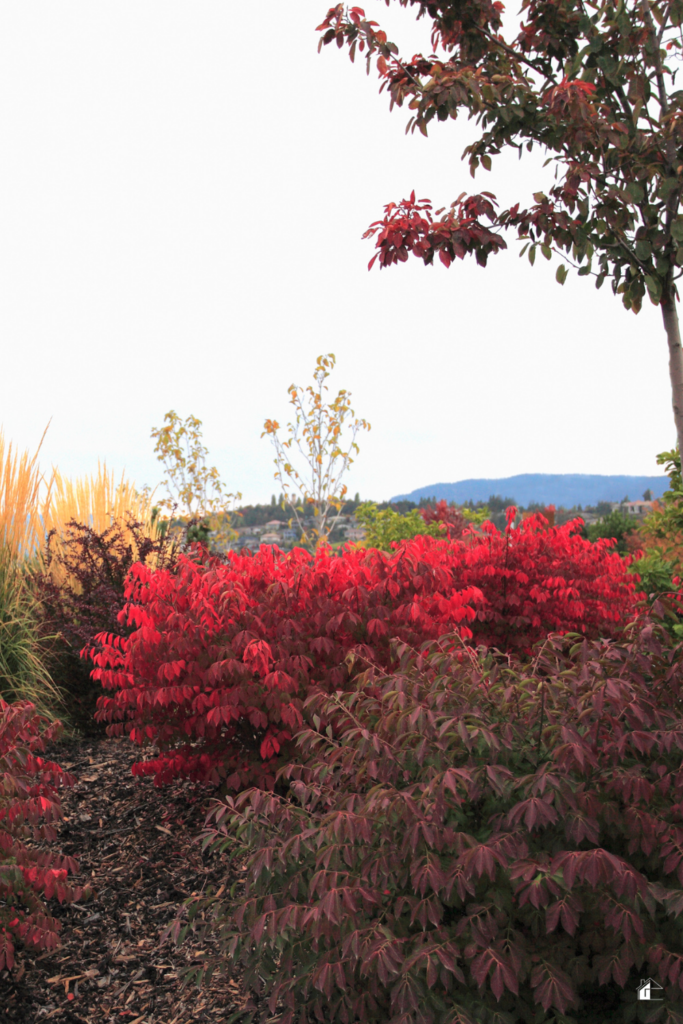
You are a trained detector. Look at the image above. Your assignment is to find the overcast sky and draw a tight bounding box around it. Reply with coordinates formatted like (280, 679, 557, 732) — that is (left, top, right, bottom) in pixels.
(0, 1, 673, 509)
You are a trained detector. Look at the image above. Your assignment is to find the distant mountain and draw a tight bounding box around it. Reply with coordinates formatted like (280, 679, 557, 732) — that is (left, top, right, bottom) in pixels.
(390, 474, 670, 508)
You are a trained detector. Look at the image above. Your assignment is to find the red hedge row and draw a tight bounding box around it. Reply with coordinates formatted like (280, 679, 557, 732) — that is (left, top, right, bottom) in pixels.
(0, 701, 88, 970)
(84, 511, 641, 791)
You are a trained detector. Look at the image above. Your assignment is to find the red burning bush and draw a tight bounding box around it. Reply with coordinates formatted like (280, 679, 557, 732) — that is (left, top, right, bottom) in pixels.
(83, 511, 640, 792)
(0, 701, 88, 970)
(169, 625, 683, 1023)
(418, 498, 468, 538)
(453, 508, 640, 651)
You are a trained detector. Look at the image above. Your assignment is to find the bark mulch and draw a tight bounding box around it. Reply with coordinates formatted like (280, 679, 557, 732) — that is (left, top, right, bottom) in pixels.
(0, 735, 252, 1024)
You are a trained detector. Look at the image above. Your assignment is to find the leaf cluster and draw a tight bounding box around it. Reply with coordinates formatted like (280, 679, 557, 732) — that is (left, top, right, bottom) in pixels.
(0, 701, 89, 971)
(640, 447, 683, 550)
(421, 499, 489, 534)
(623, 448, 683, 615)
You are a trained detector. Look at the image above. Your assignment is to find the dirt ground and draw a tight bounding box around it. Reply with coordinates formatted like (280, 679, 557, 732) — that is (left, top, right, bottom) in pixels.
(0, 735, 251, 1024)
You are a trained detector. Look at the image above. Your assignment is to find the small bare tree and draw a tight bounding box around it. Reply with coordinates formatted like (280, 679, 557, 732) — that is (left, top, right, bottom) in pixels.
(148, 410, 241, 550)
(262, 354, 370, 548)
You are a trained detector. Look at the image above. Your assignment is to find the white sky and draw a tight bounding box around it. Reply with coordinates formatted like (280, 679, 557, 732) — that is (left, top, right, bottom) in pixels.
(0, 1, 674, 508)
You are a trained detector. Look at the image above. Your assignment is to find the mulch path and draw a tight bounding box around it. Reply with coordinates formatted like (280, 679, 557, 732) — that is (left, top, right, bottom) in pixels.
(0, 735, 252, 1024)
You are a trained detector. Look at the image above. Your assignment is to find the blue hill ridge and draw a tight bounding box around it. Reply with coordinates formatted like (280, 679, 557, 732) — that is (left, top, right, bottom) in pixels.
(390, 474, 670, 508)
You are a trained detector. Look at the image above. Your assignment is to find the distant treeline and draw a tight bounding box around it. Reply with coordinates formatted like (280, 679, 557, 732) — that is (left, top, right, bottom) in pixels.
(228, 495, 612, 532)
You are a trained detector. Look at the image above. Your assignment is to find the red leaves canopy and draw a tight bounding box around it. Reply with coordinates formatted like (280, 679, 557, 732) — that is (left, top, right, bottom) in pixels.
(363, 190, 506, 270)
(84, 512, 639, 790)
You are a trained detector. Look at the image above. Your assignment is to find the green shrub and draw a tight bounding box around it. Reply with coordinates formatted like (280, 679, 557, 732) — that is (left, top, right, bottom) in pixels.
(354, 501, 443, 548)
(586, 510, 636, 554)
(641, 448, 683, 549)
(630, 550, 678, 600)
(168, 627, 683, 1024)
(355, 501, 488, 550)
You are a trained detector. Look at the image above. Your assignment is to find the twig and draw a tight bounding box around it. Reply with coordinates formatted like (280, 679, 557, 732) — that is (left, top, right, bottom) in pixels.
(535, 684, 546, 766)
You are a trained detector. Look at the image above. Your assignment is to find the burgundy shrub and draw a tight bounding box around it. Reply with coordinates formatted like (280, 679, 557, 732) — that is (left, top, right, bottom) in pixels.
(169, 624, 683, 1023)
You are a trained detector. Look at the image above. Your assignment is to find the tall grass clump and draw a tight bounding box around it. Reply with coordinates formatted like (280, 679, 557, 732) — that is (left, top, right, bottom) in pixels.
(0, 544, 62, 715)
(0, 422, 54, 564)
(0, 421, 172, 730)
(0, 424, 62, 718)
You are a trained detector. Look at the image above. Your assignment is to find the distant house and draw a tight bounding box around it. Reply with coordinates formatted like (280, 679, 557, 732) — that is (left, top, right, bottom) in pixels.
(260, 532, 282, 546)
(239, 536, 260, 550)
(265, 520, 283, 530)
(345, 526, 366, 542)
(610, 500, 654, 516)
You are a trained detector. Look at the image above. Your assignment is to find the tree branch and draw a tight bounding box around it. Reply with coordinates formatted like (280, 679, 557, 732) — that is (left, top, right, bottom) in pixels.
(640, 0, 672, 123)
(478, 27, 557, 85)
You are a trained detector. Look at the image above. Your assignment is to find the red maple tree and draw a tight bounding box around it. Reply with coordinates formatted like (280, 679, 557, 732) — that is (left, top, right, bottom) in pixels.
(317, 2, 683, 452)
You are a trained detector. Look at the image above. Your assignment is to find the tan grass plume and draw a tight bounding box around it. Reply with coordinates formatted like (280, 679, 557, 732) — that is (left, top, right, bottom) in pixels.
(0, 420, 54, 563)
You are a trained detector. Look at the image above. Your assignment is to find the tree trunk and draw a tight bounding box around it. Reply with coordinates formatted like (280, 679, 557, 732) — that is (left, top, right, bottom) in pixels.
(661, 288, 683, 454)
